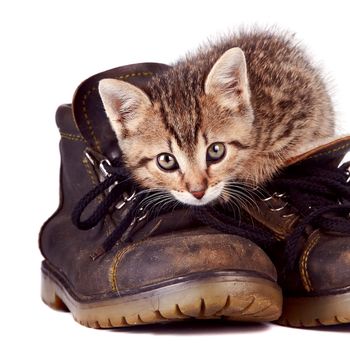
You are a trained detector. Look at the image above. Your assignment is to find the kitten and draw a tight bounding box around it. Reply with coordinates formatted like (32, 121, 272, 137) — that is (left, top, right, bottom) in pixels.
(98, 29, 334, 207)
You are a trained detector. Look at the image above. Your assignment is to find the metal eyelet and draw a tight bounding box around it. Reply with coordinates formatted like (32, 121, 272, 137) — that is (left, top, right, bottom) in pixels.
(345, 170, 350, 183)
(273, 192, 286, 198)
(84, 150, 95, 166)
(123, 190, 136, 202)
(115, 200, 126, 210)
(269, 202, 288, 212)
(261, 195, 273, 202)
(282, 213, 295, 218)
(130, 218, 137, 226)
(137, 207, 148, 222)
(116, 191, 137, 210)
(137, 211, 148, 222)
(99, 159, 112, 178)
(261, 192, 285, 202)
(130, 207, 148, 226)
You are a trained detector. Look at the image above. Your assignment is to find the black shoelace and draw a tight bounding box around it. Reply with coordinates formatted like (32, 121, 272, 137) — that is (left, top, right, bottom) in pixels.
(204, 160, 350, 276)
(71, 157, 276, 258)
(72, 155, 350, 275)
(71, 158, 154, 257)
(270, 160, 350, 272)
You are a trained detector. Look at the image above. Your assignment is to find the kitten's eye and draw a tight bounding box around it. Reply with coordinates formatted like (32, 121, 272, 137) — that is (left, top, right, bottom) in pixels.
(207, 143, 226, 163)
(157, 153, 179, 171)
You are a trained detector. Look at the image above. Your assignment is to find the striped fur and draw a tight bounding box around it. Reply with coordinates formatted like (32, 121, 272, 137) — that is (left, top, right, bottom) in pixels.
(99, 29, 335, 206)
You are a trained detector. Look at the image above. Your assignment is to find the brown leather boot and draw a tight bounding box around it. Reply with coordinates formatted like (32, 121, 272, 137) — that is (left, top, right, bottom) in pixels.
(207, 137, 350, 327)
(39, 63, 282, 328)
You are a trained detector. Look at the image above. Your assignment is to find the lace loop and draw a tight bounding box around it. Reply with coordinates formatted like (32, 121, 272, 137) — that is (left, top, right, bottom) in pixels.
(72, 151, 350, 268)
(272, 161, 350, 272)
(72, 158, 157, 256)
(71, 156, 280, 257)
(71, 173, 123, 230)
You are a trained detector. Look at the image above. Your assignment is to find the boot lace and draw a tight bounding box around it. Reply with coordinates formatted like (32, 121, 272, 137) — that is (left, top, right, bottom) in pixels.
(270, 160, 350, 272)
(71, 155, 276, 258)
(72, 152, 350, 272)
(200, 159, 350, 276)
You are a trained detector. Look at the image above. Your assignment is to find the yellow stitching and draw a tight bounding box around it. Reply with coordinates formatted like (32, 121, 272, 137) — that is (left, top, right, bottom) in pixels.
(82, 86, 102, 152)
(300, 232, 320, 292)
(110, 241, 145, 292)
(61, 134, 83, 142)
(116, 71, 152, 80)
(82, 158, 97, 186)
(60, 132, 85, 142)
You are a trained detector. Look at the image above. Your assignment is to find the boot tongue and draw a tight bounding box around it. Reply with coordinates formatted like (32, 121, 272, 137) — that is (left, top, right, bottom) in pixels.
(72, 62, 170, 159)
(285, 135, 350, 167)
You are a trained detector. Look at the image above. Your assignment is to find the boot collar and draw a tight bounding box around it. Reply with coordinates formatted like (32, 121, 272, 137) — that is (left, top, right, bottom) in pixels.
(286, 135, 350, 166)
(72, 62, 170, 159)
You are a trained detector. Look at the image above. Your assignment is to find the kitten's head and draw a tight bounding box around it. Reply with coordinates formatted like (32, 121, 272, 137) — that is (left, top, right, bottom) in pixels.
(99, 48, 255, 206)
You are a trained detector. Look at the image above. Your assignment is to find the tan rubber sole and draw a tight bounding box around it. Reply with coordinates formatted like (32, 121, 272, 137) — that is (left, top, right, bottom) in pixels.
(42, 271, 282, 328)
(278, 291, 350, 327)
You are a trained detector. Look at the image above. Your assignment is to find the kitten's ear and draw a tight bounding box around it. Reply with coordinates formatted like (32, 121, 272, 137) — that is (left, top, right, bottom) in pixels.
(205, 47, 250, 108)
(98, 78, 151, 136)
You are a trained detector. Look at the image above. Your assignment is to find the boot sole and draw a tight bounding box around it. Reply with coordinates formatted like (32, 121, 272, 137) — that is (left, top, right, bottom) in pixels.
(278, 291, 350, 327)
(41, 266, 282, 328)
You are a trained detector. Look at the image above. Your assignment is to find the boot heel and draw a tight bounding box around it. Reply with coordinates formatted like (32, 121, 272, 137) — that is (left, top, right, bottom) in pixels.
(41, 272, 68, 311)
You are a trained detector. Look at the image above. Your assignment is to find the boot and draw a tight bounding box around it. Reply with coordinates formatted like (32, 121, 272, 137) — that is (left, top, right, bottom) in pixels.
(209, 136, 350, 327)
(39, 63, 282, 328)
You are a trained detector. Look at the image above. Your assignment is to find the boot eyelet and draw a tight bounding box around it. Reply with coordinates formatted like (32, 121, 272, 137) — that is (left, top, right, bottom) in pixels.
(130, 218, 137, 226)
(137, 213, 148, 222)
(261, 192, 286, 202)
(129, 207, 148, 226)
(273, 192, 286, 198)
(99, 159, 112, 178)
(124, 190, 136, 202)
(282, 213, 295, 218)
(84, 150, 95, 166)
(261, 195, 273, 202)
(269, 202, 288, 212)
(116, 201, 126, 210)
(345, 170, 350, 183)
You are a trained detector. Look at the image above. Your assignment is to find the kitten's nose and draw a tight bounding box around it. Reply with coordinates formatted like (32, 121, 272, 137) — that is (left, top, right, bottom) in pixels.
(187, 179, 208, 200)
(191, 190, 206, 200)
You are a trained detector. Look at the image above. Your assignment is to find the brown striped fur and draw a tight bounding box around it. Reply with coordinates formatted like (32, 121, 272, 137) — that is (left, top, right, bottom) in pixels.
(99, 29, 335, 206)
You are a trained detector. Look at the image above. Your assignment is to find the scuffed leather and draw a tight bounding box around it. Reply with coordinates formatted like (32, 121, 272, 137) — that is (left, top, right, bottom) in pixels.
(115, 233, 277, 291)
(306, 234, 350, 292)
(244, 198, 299, 240)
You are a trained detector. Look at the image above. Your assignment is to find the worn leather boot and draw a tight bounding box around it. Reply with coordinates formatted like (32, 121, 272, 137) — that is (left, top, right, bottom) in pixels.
(210, 136, 350, 327)
(39, 63, 282, 328)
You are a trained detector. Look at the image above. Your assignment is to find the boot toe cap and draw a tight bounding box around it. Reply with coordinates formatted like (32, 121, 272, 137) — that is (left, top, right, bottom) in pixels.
(113, 230, 277, 292)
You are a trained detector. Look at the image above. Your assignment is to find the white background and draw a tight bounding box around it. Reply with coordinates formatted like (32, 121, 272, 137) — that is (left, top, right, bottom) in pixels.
(1, 0, 349, 349)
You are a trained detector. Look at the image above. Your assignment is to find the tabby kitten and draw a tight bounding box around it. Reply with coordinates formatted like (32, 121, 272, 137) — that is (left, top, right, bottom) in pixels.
(99, 30, 334, 207)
